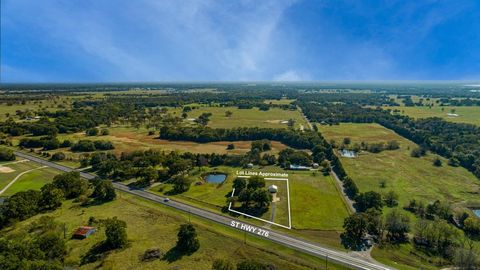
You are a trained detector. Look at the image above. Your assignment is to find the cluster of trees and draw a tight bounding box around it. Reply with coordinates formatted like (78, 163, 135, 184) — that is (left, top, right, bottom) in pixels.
(195, 113, 212, 126)
(82, 142, 323, 193)
(0, 172, 116, 229)
(19, 136, 63, 150)
(341, 208, 410, 250)
(229, 176, 272, 214)
(404, 199, 480, 238)
(341, 190, 409, 250)
(159, 126, 330, 153)
(159, 125, 333, 169)
(330, 154, 359, 199)
(50, 152, 66, 161)
(0, 216, 68, 270)
(71, 139, 114, 152)
(278, 148, 312, 167)
(0, 147, 15, 161)
(86, 127, 109, 136)
(251, 139, 271, 152)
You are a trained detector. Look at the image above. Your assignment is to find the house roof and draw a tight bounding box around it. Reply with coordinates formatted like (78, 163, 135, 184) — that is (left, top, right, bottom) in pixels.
(74, 226, 96, 236)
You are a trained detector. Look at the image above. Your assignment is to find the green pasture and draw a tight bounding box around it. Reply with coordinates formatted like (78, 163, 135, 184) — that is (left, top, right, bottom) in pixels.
(1, 192, 348, 270)
(0, 160, 43, 190)
(175, 105, 308, 129)
(1, 167, 59, 196)
(318, 123, 480, 207)
(385, 105, 480, 126)
(289, 171, 349, 231)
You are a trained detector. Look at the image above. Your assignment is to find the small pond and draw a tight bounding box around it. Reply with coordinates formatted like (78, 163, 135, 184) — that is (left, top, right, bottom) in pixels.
(205, 174, 227, 184)
(474, 209, 480, 218)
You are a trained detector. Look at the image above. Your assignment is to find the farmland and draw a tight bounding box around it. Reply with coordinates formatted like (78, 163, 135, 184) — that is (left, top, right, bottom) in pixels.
(385, 105, 480, 126)
(175, 105, 309, 129)
(317, 123, 480, 208)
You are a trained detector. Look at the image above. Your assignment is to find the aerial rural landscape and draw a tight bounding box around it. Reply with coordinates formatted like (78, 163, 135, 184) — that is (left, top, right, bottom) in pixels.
(1, 1, 480, 270)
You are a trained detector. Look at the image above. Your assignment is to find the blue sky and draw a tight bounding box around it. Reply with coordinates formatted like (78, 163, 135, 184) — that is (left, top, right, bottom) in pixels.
(1, 0, 479, 82)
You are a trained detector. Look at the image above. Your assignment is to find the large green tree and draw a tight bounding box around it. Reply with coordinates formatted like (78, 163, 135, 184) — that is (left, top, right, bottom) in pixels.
(176, 223, 200, 254)
(52, 171, 88, 199)
(104, 217, 128, 249)
(341, 213, 368, 249)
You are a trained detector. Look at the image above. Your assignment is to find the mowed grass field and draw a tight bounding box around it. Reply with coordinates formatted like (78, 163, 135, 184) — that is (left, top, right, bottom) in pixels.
(0, 160, 59, 196)
(385, 105, 480, 126)
(173, 106, 308, 129)
(2, 192, 348, 270)
(1, 167, 59, 196)
(317, 123, 480, 207)
(289, 171, 349, 231)
(0, 160, 44, 189)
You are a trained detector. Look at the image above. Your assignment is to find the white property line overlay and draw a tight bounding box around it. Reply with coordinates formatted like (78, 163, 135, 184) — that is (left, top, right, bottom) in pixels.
(228, 177, 292, 230)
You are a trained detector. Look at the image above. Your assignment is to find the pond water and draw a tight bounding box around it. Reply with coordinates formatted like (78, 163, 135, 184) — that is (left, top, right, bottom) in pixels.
(205, 174, 227, 184)
(474, 209, 480, 218)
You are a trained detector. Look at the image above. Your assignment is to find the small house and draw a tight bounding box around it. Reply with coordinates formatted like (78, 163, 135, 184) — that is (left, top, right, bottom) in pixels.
(73, 226, 96, 239)
(312, 163, 319, 169)
(245, 163, 254, 169)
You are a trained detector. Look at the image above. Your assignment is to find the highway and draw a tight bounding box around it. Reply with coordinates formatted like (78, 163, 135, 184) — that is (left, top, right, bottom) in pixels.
(14, 151, 394, 270)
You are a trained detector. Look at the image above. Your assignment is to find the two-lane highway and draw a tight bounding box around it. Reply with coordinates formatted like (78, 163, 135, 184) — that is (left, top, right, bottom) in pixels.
(14, 151, 394, 270)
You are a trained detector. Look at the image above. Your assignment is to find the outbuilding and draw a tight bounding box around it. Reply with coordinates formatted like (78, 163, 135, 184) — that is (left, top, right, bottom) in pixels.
(268, 184, 278, 193)
(73, 226, 97, 239)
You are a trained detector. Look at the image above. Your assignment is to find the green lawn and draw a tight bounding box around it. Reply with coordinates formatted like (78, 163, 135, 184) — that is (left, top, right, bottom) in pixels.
(1, 167, 59, 196)
(1, 192, 348, 270)
(289, 171, 349, 231)
(318, 123, 480, 207)
(0, 160, 46, 190)
(384, 105, 480, 126)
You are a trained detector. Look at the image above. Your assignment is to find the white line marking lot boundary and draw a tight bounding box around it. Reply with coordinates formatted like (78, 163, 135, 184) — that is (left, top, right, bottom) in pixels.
(228, 175, 292, 229)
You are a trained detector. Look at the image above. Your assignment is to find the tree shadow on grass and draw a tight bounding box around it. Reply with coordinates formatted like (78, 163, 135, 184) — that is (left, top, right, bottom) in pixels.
(81, 241, 129, 265)
(81, 241, 111, 265)
(162, 246, 195, 263)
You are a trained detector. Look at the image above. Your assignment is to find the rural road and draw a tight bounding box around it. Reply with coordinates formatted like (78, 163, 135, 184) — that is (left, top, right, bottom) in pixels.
(14, 151, 394, 270)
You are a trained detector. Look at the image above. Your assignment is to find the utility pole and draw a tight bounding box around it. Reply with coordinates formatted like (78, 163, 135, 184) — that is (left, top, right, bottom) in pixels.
(325, 254, 328, 270)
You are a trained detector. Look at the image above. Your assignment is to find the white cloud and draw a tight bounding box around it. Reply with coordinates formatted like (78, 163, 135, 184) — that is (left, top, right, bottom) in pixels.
(273, 70, 309, 81)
